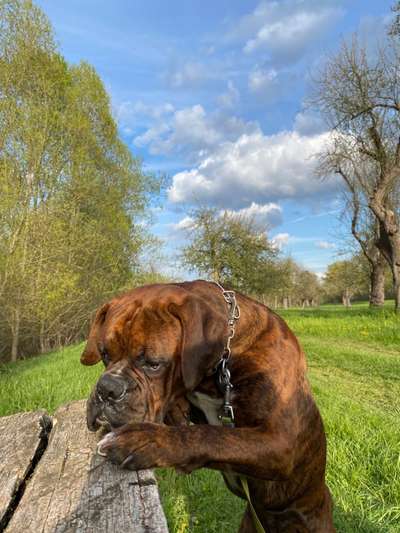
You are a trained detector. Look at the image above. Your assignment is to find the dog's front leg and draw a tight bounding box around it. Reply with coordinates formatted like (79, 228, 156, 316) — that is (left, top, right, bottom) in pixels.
(98, 423, 295, 481)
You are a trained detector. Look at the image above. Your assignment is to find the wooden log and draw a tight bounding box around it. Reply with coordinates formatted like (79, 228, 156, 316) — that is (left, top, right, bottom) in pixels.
(4, 401, 168, 533)
(0, 410, 51, 530)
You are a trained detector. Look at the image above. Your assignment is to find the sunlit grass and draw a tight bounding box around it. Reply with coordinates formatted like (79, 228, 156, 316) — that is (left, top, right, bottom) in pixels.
(0, 302, 399, 532)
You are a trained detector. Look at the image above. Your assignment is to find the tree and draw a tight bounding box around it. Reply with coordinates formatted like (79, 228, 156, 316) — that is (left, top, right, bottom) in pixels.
(312, 35, 400, 311)
(181, 207, 278, 296)
(0, 0, 158, 361)
(323, 257, 369, 306)
(294, 269, 321, 308)
(333, 180, 387, 307)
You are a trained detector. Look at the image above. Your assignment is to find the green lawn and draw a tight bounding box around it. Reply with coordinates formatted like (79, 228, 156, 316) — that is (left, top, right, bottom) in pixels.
(0, 302, 399, 532)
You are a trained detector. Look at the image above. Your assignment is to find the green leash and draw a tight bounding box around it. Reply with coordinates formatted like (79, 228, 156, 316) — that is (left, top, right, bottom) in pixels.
(240, 476, 267, 533)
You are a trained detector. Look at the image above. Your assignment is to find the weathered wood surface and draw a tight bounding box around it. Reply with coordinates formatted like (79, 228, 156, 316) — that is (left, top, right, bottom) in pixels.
(3, 401, 168, 533)
(0, 410, 50, 529)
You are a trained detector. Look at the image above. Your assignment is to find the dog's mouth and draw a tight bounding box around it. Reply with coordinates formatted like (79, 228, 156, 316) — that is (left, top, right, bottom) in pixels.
(86, 380, 149, 432)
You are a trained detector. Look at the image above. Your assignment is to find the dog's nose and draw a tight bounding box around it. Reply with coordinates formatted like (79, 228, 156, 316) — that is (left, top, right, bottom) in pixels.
(96, 374, 127, 402)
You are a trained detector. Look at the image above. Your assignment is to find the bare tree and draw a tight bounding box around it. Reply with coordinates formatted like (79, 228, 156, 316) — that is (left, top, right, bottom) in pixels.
(318, 150, 386, 306)
(312, 36, 400, 311)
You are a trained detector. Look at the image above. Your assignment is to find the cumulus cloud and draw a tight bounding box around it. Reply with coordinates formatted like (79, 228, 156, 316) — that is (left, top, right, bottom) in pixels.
(226, 1, 344, 66)
(172, 202, 282, 236)
(168, 130, 337, 208)
(225, 202, 283, 228)
(134, 104, 258, 162)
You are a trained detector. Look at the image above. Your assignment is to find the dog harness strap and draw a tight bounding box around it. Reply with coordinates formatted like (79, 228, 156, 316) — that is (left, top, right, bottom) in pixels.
(240, 476, 267, 533)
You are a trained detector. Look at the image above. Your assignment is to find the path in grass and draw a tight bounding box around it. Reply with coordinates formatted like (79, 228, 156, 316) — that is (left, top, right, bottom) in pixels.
(0, 303, 399, 532)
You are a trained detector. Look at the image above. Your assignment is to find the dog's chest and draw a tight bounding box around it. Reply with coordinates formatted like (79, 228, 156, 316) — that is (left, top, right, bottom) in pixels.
(187, 391, 244, 496)
(187, 391, 223, 426)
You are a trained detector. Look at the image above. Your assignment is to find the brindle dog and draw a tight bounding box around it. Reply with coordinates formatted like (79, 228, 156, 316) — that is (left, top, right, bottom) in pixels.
(81, 281, 335, 532)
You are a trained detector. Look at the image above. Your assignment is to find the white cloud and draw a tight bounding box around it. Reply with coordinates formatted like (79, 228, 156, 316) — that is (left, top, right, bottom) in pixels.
(134, 104, 258, 162)
(315, 240, 336, 249)
(171, 216, 195, 232)
(225, 202, 283, 228)
(225, 1, 344, 66)
(272, 232, 290, 249)
(217, 81, 240, 108)
(168, 130, 337, 208)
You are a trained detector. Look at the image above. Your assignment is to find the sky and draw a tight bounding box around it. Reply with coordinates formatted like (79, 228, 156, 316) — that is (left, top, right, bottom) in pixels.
(36, 0, 394, 276)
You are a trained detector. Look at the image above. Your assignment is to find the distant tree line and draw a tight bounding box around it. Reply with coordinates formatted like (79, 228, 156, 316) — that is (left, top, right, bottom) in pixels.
(0, 0, 159, 361)
(180, 207, 394, 309)
(180, 207, 321, 308)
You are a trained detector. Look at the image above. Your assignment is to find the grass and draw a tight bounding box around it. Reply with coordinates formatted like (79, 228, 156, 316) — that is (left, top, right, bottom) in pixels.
(0, 302, 399, 532)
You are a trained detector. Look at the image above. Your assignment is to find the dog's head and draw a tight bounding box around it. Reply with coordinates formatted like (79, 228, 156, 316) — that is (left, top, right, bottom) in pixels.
(81, 283, 227, 431)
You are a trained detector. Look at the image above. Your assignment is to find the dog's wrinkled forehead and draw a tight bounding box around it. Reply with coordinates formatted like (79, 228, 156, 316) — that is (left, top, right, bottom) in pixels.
(104, 302, 178, 356)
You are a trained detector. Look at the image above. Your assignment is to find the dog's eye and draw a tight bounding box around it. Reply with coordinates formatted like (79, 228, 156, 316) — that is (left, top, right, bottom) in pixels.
(145, 361, 161, 371)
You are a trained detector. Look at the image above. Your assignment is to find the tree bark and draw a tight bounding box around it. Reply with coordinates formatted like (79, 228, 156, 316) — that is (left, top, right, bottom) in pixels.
(342, 289, 352, 307)
(371, 206, 400, 312)
(369, 257, 386, 307)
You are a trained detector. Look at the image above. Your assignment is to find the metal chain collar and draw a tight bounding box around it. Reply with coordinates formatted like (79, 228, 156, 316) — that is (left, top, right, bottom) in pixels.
(211, 280, 241, 426)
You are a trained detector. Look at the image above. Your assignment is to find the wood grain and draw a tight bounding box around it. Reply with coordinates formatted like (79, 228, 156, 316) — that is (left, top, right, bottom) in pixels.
(0, 410, 50, 529)
(4, 401, 168, 533)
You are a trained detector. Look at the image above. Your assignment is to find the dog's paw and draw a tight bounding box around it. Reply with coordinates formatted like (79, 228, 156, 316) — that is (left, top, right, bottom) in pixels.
(97, 432, 116, 457)
(95, 423, 166, 470)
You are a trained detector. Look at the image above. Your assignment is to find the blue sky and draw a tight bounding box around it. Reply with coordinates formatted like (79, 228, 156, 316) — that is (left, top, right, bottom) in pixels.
(36, 0, 394, 276)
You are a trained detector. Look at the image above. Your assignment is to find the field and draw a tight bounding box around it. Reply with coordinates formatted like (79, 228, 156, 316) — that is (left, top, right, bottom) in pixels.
(0, 303, 399, 532)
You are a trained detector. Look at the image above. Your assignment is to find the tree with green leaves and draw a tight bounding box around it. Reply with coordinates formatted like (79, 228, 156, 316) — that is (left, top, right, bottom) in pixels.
(0, 0, 159, 361)
(322, 257, 369, 306)
(181, 206, 278, 296)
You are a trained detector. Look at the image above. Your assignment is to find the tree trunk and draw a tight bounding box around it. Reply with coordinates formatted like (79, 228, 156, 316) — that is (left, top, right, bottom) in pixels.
(369, 258, 386, 307)
(370, 200, 400, 312)
(11, 309, 21, 362)
(342, 289, 351, 307)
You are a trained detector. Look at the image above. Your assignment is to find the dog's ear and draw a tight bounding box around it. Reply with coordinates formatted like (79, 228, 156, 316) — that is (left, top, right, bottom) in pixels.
(169, 297, 226, 391)
(80, 303, 110, 365)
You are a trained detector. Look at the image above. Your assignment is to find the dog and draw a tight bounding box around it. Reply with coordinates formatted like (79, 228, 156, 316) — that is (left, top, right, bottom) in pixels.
(81, 280, 335, 532)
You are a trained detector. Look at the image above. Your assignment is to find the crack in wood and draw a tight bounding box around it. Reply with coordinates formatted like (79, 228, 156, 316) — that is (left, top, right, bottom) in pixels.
(1, 402, 168, 532)
(0, 415, 52, 533)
